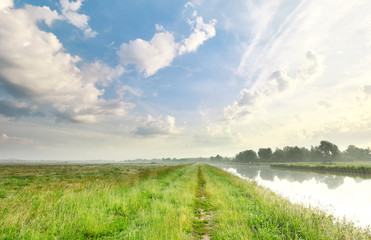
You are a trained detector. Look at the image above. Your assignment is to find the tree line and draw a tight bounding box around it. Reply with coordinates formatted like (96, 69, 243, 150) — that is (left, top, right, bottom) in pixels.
(210, 140, 371, 164)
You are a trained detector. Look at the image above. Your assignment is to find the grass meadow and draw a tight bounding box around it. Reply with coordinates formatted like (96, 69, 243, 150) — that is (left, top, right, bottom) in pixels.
(0, 163, 369, 239)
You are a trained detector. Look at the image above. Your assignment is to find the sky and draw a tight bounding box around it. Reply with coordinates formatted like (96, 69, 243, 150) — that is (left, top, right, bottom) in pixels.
(0, 0, 370, 160)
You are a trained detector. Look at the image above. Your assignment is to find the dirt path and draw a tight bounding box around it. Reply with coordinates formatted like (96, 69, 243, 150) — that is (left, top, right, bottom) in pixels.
(193, 166, 213, 240)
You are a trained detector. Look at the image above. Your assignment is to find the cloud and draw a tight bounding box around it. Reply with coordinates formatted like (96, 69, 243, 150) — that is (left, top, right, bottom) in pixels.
(24, 4, 63, 27)
(269, 70, 292, 92)
(363, 85, 371, 95)
(0, 0, 13, 11)
(0, 4, 132, 123)
(178, 16, 217, 55)
(193, 123, 242, 146)
(133, 115, 182, 136)
(0, 99, 41, 118)
(81, 61, 124, 87)
(223, 89, 260, 121)
(118, 5, 216, 77)
(317, 100, 332, 109)
(0, 133, 33, 145)
(60, 0, 97, 38)
(118, 32, 178, 77)
(116, 85, 142, 100)
(297, 51, 324, 82)
(223, 50, 325, 123)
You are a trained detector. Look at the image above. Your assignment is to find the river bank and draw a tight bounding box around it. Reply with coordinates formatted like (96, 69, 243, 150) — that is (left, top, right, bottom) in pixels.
(271, 162, 371, 176)
(0, 163, 369, 239)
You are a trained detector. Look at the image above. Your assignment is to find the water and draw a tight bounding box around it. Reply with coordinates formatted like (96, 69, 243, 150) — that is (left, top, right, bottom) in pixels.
(212, 163, 371, 228)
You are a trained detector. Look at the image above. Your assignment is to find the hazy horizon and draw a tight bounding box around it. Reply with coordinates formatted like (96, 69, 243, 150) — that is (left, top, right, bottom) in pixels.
(1, 0, 370, 160)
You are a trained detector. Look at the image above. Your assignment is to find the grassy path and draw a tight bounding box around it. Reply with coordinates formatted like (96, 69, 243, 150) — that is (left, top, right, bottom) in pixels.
(193, 166, 212, 239)
(1, 163, 370, 239)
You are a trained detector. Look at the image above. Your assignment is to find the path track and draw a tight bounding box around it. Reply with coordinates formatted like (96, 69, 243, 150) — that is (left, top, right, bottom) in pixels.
(193, 165, 213, 240)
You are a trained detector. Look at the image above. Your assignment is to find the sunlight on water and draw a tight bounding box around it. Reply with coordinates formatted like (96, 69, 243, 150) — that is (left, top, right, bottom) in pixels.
(222, 166, 371, 228)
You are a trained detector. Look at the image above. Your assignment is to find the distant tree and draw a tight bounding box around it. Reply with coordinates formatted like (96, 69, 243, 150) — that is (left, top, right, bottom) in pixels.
(272, 148, 285, 162)
(315, 140, 340, 164)
(343, 145, 371, 161)
(235, 150, 258, 163)
(283, 146, 304, 162)
(258, 148, 272, 162)
(210, 155, 223, 162)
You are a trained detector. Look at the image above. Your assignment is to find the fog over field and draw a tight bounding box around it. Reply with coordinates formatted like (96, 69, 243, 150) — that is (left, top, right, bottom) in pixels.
(0, 0, 371, 160)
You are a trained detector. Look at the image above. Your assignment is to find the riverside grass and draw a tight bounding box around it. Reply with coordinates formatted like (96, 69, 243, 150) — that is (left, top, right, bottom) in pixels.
(0, 164, 370, 239)
(271, 162, 371, 176)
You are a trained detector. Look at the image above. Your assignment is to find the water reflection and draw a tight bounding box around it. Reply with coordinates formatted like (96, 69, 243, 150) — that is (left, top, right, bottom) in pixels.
(212, 163, 371, 228)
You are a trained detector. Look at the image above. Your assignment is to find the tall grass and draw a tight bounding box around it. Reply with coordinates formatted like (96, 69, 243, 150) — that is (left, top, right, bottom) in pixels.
(0, 164, 198, 239)
(202, 165, 370, 239)
(1, 163, 369, 239)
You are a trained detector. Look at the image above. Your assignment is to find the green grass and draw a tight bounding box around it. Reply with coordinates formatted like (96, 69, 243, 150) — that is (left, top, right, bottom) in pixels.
(202, 165, 370, 239)
(0, 163, 198, 239)
(271, 162, 371, 176)
(0, 163, 369, 239)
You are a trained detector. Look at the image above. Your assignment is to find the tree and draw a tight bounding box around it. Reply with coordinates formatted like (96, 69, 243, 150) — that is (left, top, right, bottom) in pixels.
(316, 140, 340, 164)
(210, 154, 223, 162)
(343, 145, 371, 161)
(283, 146, 304, 162)
(235, 150, 258, 163)
(272, 148, 285, 162)
(258, 148, 272, 161)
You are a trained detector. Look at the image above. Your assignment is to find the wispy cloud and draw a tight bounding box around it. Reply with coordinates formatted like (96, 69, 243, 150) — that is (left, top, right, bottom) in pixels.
(0, 132, 33, 145)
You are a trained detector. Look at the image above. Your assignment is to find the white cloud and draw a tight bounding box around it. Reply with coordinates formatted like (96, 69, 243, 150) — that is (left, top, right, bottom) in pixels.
(224, 51, 325, 122)
(223, 89, 260, 121)
(81, 61, 124, 87)
(178, 16, 217, 55)
(118, 31, 178, 77)
(269, 70, 292, 92)
(60, 0, 97, 38)
(0, 0, 13, 11)
(24, 4, 63, 27)
(118, 5, 216, 77)
(297, 51, 324, 82)
(0, 5, 132, 123)
(133, 115, 182, 136)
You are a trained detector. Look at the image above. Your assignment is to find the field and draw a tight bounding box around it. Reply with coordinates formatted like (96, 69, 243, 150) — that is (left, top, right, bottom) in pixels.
(271, 162, 371, 176)
(0, 163, 370, 239)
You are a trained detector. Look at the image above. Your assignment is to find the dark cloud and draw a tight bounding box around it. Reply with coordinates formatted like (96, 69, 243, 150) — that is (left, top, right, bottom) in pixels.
(0, 79, 37, 99)
(0, 99, 43, 118)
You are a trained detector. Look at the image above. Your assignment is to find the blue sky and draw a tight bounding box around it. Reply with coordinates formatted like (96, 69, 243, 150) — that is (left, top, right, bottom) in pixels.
(1, 0, 371, 160)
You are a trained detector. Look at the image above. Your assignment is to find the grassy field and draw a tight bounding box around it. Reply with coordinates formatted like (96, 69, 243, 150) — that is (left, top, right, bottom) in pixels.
(0, 163, 369, 239)
(271, 162, 371, 176)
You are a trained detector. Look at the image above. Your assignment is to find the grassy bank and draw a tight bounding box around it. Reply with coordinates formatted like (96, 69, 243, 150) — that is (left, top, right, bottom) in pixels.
(0, 163, 369, 239)
(0, 163, 198, 239)
(271, 162, 371, 176)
